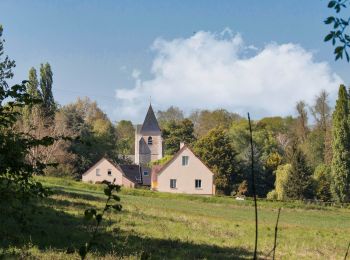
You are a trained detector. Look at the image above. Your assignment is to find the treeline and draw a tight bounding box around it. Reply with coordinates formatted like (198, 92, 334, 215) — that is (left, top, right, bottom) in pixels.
(15, 66, 135, 178)
(15, 63, 350, 202)
(156, 88, 349, 203)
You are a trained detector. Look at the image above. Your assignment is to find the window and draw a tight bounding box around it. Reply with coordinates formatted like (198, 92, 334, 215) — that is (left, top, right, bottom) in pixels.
(148, 136, 153, 145)
(143, 171, 149, 176)
(107, 169, 112, 176)
(195, 179, 202, 189)
(96, 168, 100, 176)
(182, 156, 189, 166)
(170, 179, 177, 189)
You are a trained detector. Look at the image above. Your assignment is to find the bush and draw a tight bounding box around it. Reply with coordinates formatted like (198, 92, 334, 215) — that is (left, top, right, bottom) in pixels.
(267, 190, 278, 200)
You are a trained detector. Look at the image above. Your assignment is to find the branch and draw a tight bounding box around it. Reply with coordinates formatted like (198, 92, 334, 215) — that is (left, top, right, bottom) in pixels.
(345, 241, 350, 260)
(272, 208, 282, 260)
(248, 113, 258, 260)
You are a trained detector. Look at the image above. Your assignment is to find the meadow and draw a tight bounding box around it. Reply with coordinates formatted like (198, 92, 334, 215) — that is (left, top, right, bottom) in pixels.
(1, 176, 349, 259)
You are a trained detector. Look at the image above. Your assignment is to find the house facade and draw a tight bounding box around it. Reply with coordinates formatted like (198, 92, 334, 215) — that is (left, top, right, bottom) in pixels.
(82, 158, 141, 188)
(151, 144, 215, 195)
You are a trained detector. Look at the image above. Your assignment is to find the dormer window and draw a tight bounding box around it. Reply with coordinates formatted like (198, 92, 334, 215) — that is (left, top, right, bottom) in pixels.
(148, 136, 153, 145)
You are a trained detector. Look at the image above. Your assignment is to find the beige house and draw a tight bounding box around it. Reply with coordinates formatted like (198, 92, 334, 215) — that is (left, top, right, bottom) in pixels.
(151, 144, 215, 195)
(82, 158, 141, 188)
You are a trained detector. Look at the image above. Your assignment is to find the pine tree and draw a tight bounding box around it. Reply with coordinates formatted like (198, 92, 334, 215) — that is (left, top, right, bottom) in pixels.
(331, 85, 350, 202)
(284, 143, 314, 200)
(40, 63, 55, 118)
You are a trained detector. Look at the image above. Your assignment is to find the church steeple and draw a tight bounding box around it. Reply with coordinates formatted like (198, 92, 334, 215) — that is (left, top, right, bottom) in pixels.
(140, 104, 161, 133)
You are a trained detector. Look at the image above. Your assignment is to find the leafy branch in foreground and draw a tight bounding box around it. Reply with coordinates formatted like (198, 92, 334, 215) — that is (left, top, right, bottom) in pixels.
(324, 0, 350, 61)
(78, 179, 122, 260)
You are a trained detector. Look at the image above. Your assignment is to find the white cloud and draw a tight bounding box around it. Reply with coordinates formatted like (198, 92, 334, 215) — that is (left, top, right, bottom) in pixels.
(115, 29, 342, 122)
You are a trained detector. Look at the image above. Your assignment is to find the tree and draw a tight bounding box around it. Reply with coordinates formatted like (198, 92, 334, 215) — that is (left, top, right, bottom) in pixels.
(274, 164, 291, 200)
(162, 119, 196, 155)
(116, 120, 135, 160)
(0, 25, 50, 201)
(229, 119, 283, 197)
(295, 101, 309, 143)
(324, 0, 350, 61)
(310, 90, 332, 164)
(157, 106, 184, 127)
(27, 67, 41, 98)
(40, 63, 55, 118)
(313, 164, 332, 201)
(23, 67, 42, 124)
(60, 97, 119, 176)
(190, 109, 241, 137)
(331, 85, 350, 202)
(194, 127, 239, 195)
(284, 143, 314, 200)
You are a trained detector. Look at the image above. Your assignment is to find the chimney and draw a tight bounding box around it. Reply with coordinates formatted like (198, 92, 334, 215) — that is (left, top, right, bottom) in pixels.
(180, 142, 185, 149)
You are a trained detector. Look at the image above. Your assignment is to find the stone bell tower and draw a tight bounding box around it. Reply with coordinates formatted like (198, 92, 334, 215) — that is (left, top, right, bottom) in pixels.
(135, 104, 163, 165)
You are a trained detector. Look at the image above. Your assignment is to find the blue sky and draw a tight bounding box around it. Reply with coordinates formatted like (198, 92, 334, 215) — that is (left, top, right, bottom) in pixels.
(1, 0, 349, 122)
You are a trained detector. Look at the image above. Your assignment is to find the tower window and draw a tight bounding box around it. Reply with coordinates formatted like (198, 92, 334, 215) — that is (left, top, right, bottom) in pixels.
(148, 136, 153, 145)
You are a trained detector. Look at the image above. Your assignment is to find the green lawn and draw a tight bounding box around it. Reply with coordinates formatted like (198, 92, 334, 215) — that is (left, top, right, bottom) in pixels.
(1, 176, 349, 259)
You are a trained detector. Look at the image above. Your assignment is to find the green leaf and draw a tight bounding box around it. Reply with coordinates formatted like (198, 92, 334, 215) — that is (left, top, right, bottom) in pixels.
(84, 208, 97, 220)
(324, 33, 333, 42)
(104, 187, 111, 196)
(112, 204, 122, 211)
(328, 0, 336, 8)
(96, 214, 103, 223)
(334, 46, 344, 54)
(324, 16, 335, 24)
(112, 195, 120, 201)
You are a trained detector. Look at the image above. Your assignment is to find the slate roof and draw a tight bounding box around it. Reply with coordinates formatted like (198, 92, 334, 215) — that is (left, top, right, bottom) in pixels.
(119, 164, 142, 184)
(140, 104, 161, 134)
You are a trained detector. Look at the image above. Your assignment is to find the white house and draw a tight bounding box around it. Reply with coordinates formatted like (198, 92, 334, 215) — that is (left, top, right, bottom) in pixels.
(82, 157, 141, 188)
(151, 143, 215, 195)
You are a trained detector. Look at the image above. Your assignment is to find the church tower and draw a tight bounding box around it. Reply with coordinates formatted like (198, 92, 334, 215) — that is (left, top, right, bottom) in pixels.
(135, 104, 163, 165)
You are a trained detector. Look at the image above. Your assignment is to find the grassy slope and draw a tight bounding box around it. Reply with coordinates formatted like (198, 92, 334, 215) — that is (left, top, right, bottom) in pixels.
(1, 176, 350, 259)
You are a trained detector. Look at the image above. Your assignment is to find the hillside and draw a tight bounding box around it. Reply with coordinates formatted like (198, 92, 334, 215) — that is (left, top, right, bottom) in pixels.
(1, 177, 350, 259)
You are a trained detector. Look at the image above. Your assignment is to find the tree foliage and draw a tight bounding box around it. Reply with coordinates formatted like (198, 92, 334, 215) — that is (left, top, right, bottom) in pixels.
(284, 144, 314, 200)
(116, 120, 135, 161)
(190, 109, 241, 137)
(162, 119, 196, 155)
(331, 85, 350, 202)
(40, 63, 56, 119)
(194, 128, 239, 195)
(157, 106, 184, 127)
(313, 164, 332, 201)
(0, 25, 51, 200)
(60, 98, 119, 176)
(274, 164, 291, 200)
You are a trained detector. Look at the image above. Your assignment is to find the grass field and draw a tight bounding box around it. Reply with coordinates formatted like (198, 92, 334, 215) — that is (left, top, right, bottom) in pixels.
(1, 176, 350, 259)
